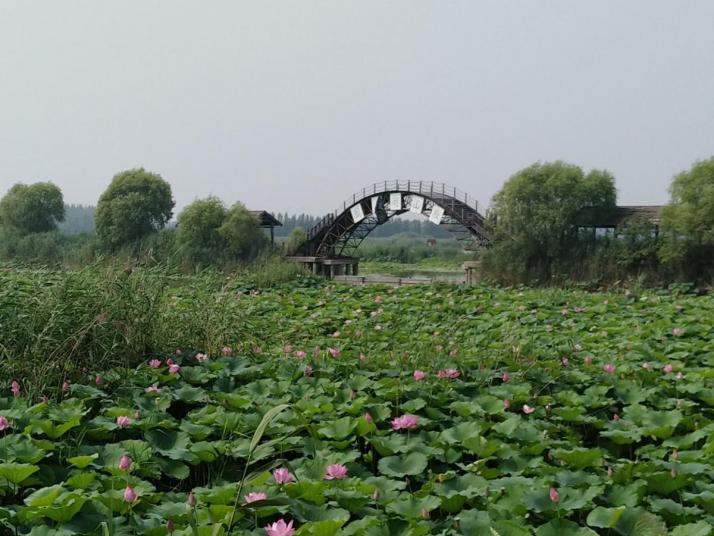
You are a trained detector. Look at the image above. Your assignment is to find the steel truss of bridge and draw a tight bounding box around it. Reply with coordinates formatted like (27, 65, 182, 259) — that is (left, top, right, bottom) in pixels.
(301, 180, 490, 258)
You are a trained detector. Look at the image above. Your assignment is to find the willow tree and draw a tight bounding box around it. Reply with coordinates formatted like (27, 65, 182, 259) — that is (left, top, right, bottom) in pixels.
(484, 161, 617, 283)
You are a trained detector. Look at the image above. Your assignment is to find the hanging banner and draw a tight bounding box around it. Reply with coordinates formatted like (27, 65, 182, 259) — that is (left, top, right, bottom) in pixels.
(371, 195, 379, 215)
(409, 196, 424, 214)
(429, 204, 445, 225)
(389, 193, 402, 211)
(350, 204, 365, 224)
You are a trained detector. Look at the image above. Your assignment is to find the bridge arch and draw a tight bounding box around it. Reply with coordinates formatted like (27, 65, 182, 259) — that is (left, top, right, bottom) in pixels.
(302, 180, 490, 257)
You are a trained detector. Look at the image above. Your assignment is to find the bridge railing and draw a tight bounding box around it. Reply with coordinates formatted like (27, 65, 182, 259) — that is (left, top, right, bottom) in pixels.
(307, 180, 484, 240)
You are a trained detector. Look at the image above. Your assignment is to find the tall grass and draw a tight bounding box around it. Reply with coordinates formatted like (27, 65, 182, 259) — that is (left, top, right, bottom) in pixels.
(0, 262, 317, 396)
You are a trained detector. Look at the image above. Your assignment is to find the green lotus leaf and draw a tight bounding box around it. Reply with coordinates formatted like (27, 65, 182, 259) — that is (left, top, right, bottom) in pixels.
(318, 417, 355, 440)
(586, 506, 626, 528)
(5, 437, 48, 464)
(145, 429, 193, 460)
(67, 453, 99, 469)
(378, 452, 428, 477)
(551, 448, 603, 469)
(24, 485, 64, 507)
(670, 521, 712, 536)
(0, 462, 40, 484)
(385, 494, 440, 519)
(535, 519, 598, 536)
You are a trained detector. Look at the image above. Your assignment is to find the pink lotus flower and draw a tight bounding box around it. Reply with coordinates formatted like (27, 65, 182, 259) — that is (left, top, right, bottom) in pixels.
(672, 328, 683, 337)
(642, 362, 653, 370)
(602, 363, 616, 374)
(364, 413, 373, 424)
(222, 346, 233, 357)
(244, 491, 268, 504)
(187, 492, 197, 507)
(662, 363, 673, 374)
(148, 359, 162, 368)
(437, 368, 460, 379)
(283, 345, 294, 354)
(501, 371, 510, 383)
(175, 349, 182, 356)
(254, 346, 263, 354)
(522, 404, 535, 415)
(123, 485, 138, 502)
(119, 455, 132, 471)
(613, 413, 620, 421)
(332, 331, 340, 338)
(413, 370, 427, 381)
(549, 487, 559, 503)
(328, 347, 340, 358)
(561, 357, 569, 367)
(0, 416, 9, 431)
(166, 519, 175, 532)
(391, 414, 418, 430)
(294, 350, 307, 359)
(168, 363, 181, 375)
(303, 365, 313, 377)
(324, 464, 348, 480)
(584, 355, 593, 365)
(195, 352, 208, 363)
(116, 416, 131, 428)
(503, 399, 511, 409)
(574, 344, 583, 352)
(264, 519, 296, 536)
(10, 381, 20, 398)
(62, 381, 71, 392)
(144, 383, 160, 393)
(273, 468, 295, 485)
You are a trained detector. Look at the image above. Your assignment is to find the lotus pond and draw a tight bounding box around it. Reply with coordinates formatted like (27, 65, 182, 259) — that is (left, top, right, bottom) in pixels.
(2, 282, 714, 535)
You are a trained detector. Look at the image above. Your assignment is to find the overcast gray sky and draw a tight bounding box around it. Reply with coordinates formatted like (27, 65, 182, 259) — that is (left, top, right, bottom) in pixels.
(1, 1, 713, 216)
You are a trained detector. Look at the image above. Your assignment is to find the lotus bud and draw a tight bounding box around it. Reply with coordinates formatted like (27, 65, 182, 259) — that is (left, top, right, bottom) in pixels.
(187, 492, 197, 507)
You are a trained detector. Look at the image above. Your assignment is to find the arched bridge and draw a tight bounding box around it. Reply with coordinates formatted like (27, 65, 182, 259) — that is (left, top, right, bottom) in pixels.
(302, 180, 490, 257)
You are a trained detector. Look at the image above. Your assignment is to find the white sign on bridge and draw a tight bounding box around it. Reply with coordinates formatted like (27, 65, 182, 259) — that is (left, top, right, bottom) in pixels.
(429, 204, 445, 225)
(350, 204, 365, 224)
(409, 195, 424, 214)
(389, 193, 402, 211)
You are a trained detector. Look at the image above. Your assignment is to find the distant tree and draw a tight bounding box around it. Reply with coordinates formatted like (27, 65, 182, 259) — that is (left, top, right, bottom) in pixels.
(0, 182, 65, 234)
(659, 157, 714, 277)
(176, 197, 228, 262)
(59, 204, 95, 235)
(483, 161, 617, 282)
(95, 169, 174, 249)
(219, 202, 269, 261)
(286, 227, 307, 255)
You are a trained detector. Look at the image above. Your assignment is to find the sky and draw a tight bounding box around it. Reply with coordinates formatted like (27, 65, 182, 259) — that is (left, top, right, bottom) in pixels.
(1, 1, 713, 216)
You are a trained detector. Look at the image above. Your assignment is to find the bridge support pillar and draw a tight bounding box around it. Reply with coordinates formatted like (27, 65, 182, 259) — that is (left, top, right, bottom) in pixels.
(286, 256, 360, 280)
(462, 260, 482, 284)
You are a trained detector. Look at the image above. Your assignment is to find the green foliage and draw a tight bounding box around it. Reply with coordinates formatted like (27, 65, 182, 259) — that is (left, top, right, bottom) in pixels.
(0, 280, 713, 533)
(177, 197, 228, 264)
(286, 227, 307, 255)
(95, 168, 174, 250)
(219, 202, 269, 261)
(483, 161, 617, 283)
(660, 157, 714, 279)
(0, 182, 65, 234)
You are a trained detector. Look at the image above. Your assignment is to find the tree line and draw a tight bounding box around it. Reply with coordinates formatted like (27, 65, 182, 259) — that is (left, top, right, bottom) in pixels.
(1, 157, 714, 284)
(480, 158, 714, 285)
(0, 169, 270, 268)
